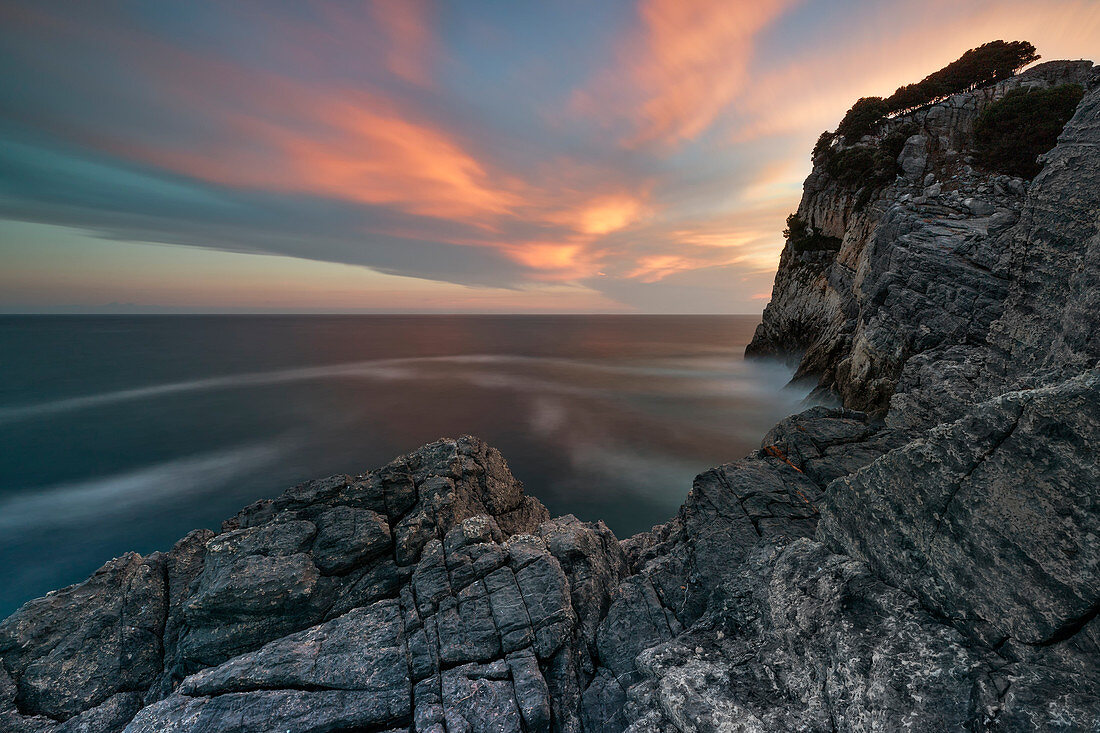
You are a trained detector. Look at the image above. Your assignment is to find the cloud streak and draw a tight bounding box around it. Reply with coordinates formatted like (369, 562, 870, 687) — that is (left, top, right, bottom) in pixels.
(0, 0, 1096, 312)
(575, 0, 797, 147)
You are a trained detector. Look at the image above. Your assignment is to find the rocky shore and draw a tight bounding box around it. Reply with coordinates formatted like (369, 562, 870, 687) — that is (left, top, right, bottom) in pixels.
(3, 60, 1098, 732)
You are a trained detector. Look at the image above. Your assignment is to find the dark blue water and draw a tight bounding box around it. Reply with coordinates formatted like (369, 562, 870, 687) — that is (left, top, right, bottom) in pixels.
(0, 315, 801, 617)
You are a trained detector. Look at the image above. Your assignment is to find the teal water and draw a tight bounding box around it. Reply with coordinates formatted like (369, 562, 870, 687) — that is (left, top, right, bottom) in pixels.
(0, 315, 802, 616)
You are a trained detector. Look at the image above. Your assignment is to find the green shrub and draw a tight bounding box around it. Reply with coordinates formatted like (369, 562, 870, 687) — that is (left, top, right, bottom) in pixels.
(813, 131, 836, 158)
(819, 123, 916, 207)
(825, 146, 878, 187)
(825, 124, 914, 185)
(974, 84, 1084, 178)
(784, 214, 842, 253)
(836, 97, 891, 141)
(880, 123, 918, 160)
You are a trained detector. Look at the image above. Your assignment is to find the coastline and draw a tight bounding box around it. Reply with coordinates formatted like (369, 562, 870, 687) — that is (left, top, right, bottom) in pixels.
(3, 60, 1099, 732)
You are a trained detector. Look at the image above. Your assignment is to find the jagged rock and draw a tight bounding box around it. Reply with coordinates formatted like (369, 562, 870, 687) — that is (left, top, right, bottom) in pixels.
(311, 505, 392, 574)
(758, 405, 903, 486)
(128, 688, 407, 733)
(629, 452, 834, 628)
(514, 551, 575, 659)
(114, 442, 615, 733)
(149, 528, 215, 700)
(899, 133, 927, 179)
(580, 668, 629, 733)
(748, 61, 1098, 420)
(539, 515, 628, 650)
(0, 665, 54, 732)
(128, 601, 412, 732)
(622, 540, 994, 731)
(507, 650, 553, 733)
(0, 552, 167, 720)
(52, 693, 146, 733)
(985, 76, 1100, 383)
(821, 369, 1100, 647)
(595, 575, 677, 685)
(177, 600, 407, 698)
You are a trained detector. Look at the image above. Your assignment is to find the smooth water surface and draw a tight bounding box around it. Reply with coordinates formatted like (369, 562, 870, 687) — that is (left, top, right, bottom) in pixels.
(0, 315, 802, 616)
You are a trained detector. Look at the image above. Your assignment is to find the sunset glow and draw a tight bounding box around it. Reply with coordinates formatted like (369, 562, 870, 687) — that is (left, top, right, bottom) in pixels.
(1, 0, 1097, 313)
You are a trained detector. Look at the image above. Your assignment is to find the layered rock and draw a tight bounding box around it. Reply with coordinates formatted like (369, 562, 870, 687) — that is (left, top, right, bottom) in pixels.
(3, 61, 1100, 732)
(746, 60, 1098, 419)
(2, 437, 576, 732)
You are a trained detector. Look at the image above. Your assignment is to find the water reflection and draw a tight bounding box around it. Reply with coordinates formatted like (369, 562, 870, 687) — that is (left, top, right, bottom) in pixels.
(0, 315, 803, 615)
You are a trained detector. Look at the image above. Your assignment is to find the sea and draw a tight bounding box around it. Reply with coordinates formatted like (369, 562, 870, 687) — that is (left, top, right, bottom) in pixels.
(0, 315, 805, 617)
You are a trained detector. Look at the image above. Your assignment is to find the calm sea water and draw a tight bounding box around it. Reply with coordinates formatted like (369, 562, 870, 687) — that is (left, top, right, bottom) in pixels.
(0, 315, 802, 616)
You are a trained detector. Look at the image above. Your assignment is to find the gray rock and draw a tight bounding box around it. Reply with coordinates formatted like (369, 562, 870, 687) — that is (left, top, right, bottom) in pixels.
(485, 567, 535, 653)
(596, 576, 675, 685)
(129, 601, 411, 732)
(899, 134, 927, 179)
(507, 650, 552, 733)
(441, 661, 523, 732)
(127, 688, 406, 733)
(437, 581, 501, 665)
(0, 552, 166, 720)
(311, 505, 391, 574)
(177, 550, 321, 668)
(178, 600, 407, 697)
(514, 554, 574, 659)
(747, 61, 1097, 420)
(539, 515, 628, 648)
(581, 668, 629, 733)
(624, 540, 992, 731)
(54, 693, 144, 733)
(821, 369, 1100, 647)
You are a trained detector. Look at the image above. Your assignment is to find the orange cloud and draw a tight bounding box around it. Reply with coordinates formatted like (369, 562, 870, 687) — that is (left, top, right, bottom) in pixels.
(576, 0, 796, 147)
(619, 196, 794, 283)
(537, 193, 649, 236)
(98, 47, 660, 271)
(367, 0, 436, 86)
(626, 254, 696, 282)
(502, 241, 589, 279)
(577, 195, 646, 234)
(257, 96, 520, 220)
(0, 0, 808, 303)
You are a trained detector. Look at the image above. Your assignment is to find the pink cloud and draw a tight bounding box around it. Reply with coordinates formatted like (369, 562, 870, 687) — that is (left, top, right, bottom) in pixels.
(575, 0, 796, 147)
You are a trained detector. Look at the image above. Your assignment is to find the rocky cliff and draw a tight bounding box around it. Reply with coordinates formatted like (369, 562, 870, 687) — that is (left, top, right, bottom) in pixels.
(746, 60, 1097, 419)
(2, 61, 1099, 732)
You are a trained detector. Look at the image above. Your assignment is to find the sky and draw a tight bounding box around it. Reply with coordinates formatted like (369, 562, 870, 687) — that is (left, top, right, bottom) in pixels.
(0, 0, 1097, 314)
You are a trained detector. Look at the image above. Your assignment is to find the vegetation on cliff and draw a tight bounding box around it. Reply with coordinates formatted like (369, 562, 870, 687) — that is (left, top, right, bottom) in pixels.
(783, 214, 841, 253)
(974, 83, 1085, 178)
(833, 40, 1039, 142)
(816, 123, 917, 208)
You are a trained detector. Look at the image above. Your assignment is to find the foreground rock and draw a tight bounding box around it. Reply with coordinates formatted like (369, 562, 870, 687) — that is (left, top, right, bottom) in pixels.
(822, 370, 1100, 648)
(3, 60, 1100, 732)
(5, 384, 1097, 731)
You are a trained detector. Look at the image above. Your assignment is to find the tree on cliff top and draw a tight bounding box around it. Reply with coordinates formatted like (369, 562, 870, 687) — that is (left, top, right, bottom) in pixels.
(836, 40, 1039, 141)
(836, 97, 891, 141)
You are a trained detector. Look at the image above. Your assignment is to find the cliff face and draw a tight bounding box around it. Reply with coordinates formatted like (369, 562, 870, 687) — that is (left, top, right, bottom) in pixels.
(746, 60, 1097, 418)
(3, 63, 1100, 733)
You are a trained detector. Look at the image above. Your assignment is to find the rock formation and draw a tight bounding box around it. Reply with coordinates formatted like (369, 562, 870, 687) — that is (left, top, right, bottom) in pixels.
(2, 60, 1098, 732)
